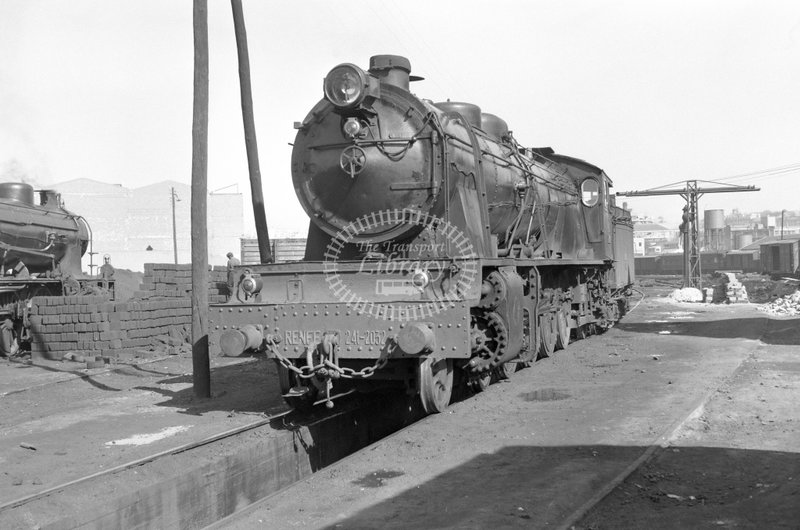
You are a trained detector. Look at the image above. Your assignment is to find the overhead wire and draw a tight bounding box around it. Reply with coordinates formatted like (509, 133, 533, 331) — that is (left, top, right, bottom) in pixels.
(713, 162, 800, 183)
(380, 0, 467, 98)
(634, 163, 800, 193)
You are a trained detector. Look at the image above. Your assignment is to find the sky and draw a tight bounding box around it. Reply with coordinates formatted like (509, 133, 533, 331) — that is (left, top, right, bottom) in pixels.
(1, 0, 799, 236)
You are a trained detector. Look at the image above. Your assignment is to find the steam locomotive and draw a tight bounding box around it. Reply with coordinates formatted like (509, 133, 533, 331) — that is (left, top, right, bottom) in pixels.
(0, 182, 100, 336)
(210, 55, 635, 413)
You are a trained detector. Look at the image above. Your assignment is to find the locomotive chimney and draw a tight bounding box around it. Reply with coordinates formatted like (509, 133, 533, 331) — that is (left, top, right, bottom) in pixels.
(369, 55, 422, 91)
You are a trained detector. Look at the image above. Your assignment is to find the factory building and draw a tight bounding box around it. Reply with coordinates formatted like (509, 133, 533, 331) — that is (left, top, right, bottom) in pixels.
(51, 178, 242, 273)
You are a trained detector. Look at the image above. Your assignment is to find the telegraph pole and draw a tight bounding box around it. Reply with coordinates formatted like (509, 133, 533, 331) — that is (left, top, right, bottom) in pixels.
(231, 0, 273, 263)
(618, 180, 759, 289)
(191, 0, 210, 398)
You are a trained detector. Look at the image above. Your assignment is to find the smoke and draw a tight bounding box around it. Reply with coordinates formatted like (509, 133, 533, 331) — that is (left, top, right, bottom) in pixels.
(0, 70, 51, 187)
(0, 158, 47, 188)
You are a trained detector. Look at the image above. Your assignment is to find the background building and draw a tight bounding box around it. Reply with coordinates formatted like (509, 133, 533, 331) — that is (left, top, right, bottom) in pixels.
(633, 221, 680, 256)
(52, 179, 243, 272)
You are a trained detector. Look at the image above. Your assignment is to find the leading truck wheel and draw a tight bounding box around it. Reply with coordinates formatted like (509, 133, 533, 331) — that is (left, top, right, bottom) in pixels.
(538, 313, 557, 359)
(418, 358, 453, 414)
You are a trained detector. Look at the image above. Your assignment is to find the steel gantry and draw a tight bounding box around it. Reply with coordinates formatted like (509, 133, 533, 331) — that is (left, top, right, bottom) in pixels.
(617, 180, 759, 289)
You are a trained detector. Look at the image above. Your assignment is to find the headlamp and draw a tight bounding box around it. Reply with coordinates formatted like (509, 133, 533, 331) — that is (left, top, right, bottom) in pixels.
(324, 64, 368, 108)
(240, 270, 262, 297)
(411, 269, 430, 290)
(343, 117, 363, 138)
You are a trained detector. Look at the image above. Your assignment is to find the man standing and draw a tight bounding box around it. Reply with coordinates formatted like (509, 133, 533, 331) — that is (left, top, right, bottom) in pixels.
(100, 254, 115, 290)
(0, 318, 19, 358)
(226, 251, 240, 300)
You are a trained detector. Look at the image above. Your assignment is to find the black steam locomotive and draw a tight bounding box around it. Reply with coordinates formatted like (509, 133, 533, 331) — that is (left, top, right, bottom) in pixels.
(210, 55, 635, 413)
(0, 182, 103, 342)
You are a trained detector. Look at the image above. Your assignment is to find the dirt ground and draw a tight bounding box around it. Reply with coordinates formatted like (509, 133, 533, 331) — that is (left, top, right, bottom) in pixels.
(576, 323, 800, 529)
(0, 351, 287, 509)
(3, 276, 799, 529)
(219, 280, 800, 529)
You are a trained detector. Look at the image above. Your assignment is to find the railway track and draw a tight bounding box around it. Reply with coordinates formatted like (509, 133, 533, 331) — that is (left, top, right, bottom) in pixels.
(0, 412, 282, 514)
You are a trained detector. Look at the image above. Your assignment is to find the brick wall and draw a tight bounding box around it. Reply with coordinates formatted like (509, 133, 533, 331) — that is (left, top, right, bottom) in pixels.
(28, 263, 229, 361)
(134, 263, 228, 303)
(29, 296, 191, 361)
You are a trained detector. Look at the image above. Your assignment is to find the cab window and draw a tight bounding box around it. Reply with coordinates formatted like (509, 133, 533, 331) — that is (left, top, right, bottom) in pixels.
(581, 178, 600, 207)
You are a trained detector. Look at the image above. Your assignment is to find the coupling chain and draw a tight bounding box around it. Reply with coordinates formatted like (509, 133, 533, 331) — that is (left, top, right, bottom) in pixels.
(265, 341, 389, 380)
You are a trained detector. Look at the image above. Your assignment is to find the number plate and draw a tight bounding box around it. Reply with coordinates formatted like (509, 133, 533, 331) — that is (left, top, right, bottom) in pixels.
(282, 329, 388, 347)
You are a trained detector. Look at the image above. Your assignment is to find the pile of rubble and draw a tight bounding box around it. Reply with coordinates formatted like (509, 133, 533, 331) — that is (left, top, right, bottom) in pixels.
(670, 287, 704, 303)
(757, 290, 800, 316)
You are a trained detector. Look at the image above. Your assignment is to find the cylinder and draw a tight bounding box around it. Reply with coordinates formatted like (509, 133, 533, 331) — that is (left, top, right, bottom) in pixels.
(735, 233, 753, 249)
(704, 209, 725, 230)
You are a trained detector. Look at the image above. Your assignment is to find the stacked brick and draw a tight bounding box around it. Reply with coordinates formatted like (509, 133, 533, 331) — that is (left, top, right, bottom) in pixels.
(28, 295, 191, 361)
(27, 263, 232, 362)
(705, 272, 750, 304)
(721, 272, 749, 303)
(134, 263, 228, 303)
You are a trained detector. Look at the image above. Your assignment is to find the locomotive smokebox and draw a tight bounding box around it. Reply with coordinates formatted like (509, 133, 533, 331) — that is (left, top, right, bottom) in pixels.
(292, 56, 440, 244)
(0, 182, 89, 276)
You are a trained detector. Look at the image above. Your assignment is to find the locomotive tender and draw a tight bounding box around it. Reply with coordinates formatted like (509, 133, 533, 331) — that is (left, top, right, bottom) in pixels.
(210, 55, 635, 413)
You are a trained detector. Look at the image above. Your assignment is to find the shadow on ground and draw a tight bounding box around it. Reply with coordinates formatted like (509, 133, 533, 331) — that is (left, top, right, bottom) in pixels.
(2, 359, 125, 393)
(133, 354, 288, 416)
(134, 353, 495, 420)
(321, 444, 800, 530)
(617, 316, 800, 345)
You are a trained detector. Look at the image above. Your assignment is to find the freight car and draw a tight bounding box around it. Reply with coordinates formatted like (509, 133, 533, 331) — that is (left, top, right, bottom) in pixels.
(210, 55, 635, 413)
(0, 182, 107, 344)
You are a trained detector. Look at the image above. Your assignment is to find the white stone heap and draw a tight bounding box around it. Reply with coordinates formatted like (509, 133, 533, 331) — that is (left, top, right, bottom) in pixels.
(670, 287, 704, 303)
(757, 290, 800, 316)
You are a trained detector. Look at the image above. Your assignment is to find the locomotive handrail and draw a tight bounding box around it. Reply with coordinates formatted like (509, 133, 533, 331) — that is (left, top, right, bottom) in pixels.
(0, 239, 57, 259)
(0, 218, 82, 230)
(306, 136, 434, 151)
